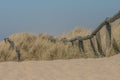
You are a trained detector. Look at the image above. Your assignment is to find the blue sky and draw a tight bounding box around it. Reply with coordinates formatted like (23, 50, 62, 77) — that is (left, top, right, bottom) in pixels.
(0, 0, 120, 40)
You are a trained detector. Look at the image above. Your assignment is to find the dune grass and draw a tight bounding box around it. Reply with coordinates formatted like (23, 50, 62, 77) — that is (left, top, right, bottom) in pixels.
(0, 21, 120, 61)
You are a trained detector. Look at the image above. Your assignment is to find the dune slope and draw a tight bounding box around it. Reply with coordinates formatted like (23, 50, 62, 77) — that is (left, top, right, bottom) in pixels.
(0, 54, 120, 80)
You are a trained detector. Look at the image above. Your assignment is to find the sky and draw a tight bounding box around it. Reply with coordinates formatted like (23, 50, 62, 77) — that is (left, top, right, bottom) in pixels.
(0, 0, 120, 40)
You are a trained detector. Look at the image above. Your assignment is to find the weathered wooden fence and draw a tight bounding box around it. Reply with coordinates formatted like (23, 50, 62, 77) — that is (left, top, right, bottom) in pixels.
(62, 11, 120, 57)
(3, 11, 120, 61)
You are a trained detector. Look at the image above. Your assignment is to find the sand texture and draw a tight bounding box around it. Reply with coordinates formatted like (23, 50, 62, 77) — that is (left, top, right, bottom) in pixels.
(0, 54, 120, 80)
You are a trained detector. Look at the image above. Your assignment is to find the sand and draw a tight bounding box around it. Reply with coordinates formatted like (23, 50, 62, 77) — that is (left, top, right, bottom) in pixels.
(0, 54, 120, 80)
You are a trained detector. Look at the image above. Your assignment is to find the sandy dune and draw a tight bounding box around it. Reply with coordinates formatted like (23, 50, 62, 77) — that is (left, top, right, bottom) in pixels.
(0, 54, 120, 80)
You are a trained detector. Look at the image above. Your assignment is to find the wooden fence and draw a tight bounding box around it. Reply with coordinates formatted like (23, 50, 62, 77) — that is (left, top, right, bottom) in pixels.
(3, 11, 120, 61)
(62, 11, 120, 57)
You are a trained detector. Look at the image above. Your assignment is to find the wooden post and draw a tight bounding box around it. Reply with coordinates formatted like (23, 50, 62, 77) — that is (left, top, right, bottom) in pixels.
(112, 38, 120, 53)
(78, 40, 85, 53)
(71, 41, 74, 47)
(105, 19, 112, 56)
(4, 38, 21, 61)
(96, 32, 104, 56)
(15, 47, 21, 61)
(89, 38, 98, 56)
(4, 38, 15, 49)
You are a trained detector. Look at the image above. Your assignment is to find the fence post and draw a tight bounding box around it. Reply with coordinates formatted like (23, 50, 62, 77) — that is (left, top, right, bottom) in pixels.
(4, 38, 21, 62)
(112, 38, 120, 53)
(15, 47, 21, 61)
(89, 38, 98, 56)
(78, 40, 85, 53)
(71, 41, 74, 47)
(96, 32, 104, 56)
(105, 18, 112, 56)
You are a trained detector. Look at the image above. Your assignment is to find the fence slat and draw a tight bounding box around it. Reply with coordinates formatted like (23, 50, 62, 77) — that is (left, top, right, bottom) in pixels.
(89, 38, 98, 56)
(105, 22, 112, 56)
(96, 32, 104, 56)
(78, 40, 85, 53)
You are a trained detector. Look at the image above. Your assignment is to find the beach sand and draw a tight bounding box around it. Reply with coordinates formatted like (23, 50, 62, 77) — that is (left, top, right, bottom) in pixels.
(0, 54, 120, 80)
